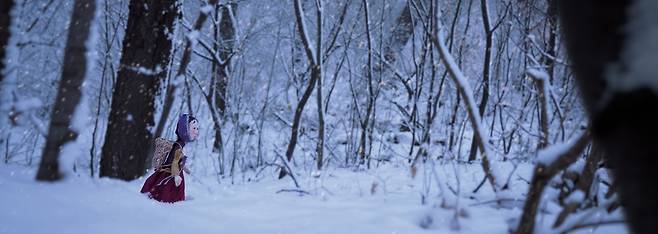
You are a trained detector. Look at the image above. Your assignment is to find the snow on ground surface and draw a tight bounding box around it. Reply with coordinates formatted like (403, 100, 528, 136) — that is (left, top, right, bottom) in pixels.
(0, 163, 628, 234)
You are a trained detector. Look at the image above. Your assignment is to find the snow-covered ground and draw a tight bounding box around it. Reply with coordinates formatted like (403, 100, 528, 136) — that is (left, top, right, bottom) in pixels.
(0, 162, 628, 234)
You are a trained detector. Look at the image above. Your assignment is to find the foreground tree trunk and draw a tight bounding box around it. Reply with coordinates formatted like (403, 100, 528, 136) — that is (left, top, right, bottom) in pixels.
(100, 0, 178, 180)
(558, 0, 658, 233)
(0, 0, 13, 84)
(36, 0, 96, 181)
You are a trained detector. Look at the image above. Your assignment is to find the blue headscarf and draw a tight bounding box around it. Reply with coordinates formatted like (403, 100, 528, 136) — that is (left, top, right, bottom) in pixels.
(176, 113, 197, 143)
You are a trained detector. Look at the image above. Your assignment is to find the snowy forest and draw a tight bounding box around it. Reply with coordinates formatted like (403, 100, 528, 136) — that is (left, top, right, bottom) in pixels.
(1, 0, 657, 233)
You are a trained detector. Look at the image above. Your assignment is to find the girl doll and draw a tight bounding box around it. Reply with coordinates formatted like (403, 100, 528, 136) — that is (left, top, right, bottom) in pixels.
(141, 114, 199, 203)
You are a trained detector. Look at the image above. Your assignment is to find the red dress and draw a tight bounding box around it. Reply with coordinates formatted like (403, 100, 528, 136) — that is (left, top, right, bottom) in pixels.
(141, 145, 187, 203)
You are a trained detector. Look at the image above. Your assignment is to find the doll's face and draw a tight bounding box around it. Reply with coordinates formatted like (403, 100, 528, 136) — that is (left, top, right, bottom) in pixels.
(189, 119, 199, 141)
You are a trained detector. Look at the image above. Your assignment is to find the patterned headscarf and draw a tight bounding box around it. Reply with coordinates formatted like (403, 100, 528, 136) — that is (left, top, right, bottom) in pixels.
(176, 113, 197, 143)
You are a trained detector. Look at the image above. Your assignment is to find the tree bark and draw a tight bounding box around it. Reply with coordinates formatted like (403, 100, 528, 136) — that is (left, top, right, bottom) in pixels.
(100, 0, 178, 180)
(36, 0, 96, 181)
(314, 0, 324, 171)
(558, 1, 658, 233)
(0, 0, 13, 84)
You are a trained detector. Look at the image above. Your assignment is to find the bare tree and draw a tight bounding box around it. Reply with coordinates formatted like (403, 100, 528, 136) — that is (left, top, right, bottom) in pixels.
(430, 23, 506, 194)
(314, 0, 325, 171)
(214, 3, 237, 119)
(153, 0, 219, 141)
(467, 0, 509, 162)
(99, 0, 178, 180)
(360, 0, 413, 167)
(36, 0, 96, 181)
(358, 0, 374, 166)
(279, 0, 324, 178)
(206, 2, 237, 155)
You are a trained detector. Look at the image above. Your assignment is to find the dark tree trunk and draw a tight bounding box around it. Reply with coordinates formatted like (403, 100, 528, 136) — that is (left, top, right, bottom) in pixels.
(99, 0, 178, 181)
(0, 0, 14, 84)
(210, 3, 236, 153)
(468, 0, 493, 162)
(153, 0, 217, 141)
(36, 0, 96, 181)
(279, 0, 321, 179)
(558, 1, 658, 233)
(545, 0, 558, 83)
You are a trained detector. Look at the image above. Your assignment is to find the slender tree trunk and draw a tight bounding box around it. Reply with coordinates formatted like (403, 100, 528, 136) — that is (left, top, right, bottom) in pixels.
(432, 31, 503, 194)
(36, 0, 96, 181)
(153, 0, 218, 140)
(545, 0, 558, 83)
(209, 3, 236, 154)
(315, 0, 324, 171)
(468, 0, 493, 162)
(99, 0, 178, 180)
(279, 0, 322, 179)
(359, 0, 374, 166)
(528, 70, 550, 149)
(360, 0, 413, 166)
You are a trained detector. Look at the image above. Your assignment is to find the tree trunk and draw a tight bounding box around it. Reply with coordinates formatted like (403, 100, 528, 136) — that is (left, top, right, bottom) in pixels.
(468, 0, 493, 162)
(215, 3, 236, 118)
(314, 0, 324, 171)
(0, 0, 13, 84)
(153, 0, 218, 140)
(36, 0, 96, 181)
(545, 0, 558, 83)
(359, 0, 413, 166)
(99, 0, 178, 180)
(558, 0, 658, 233)
(358, 0, 374, 166)
(279, 0, 322, 179)
(210, 3, 236, 153)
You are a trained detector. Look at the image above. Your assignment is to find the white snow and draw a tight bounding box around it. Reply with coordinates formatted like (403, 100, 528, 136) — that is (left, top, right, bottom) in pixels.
(13, 97, 42, 113)
(536, 131, 585, 166)
(565, 190, 585, 204)
(187, 30, 200, 48)
(200, 4, 214, 15)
